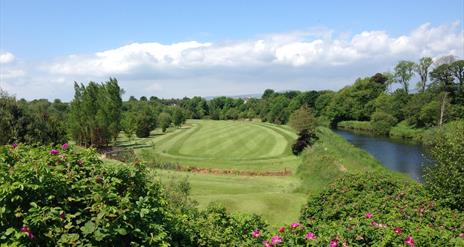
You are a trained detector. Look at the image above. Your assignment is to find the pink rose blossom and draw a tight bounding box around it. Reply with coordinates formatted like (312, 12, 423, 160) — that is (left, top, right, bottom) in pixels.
(20, 226, 34, 240)
(460, 233, 464, 238)
(394, 227, 402, 235)
(405, 236, 416, 246)
(330, 239, 338, 247)
(262, 240, 272, 247)
(49, 149, 59, 155)
(365, 212, 373, 219)
(12, 143, 17, 149)
(279, 227, 285, 233)
(371, 221, 379, 227)
(61, 143, 69, 150)
(271, 235, 282, 245)
(305, 232, 316, 240)
(252, 229, 261, 238)
(291, 222, 300, 229)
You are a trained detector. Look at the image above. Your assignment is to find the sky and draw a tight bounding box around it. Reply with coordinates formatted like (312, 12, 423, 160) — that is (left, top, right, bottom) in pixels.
(1, 0, 463, 100)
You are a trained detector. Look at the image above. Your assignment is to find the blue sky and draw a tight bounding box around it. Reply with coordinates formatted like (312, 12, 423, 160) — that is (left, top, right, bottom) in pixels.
(1, 0, 463, 100)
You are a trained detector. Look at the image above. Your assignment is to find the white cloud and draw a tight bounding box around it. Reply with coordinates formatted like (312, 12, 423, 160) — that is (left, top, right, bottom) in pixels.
(0, 52, 15, 64)
(1, 22, 463, 100)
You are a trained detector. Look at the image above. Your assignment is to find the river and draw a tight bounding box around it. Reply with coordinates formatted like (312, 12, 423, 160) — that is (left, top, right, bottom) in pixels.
(333, 129, 433, 181)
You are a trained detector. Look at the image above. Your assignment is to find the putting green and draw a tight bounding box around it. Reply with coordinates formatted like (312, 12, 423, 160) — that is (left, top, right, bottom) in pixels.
(137, 120, 300, 172)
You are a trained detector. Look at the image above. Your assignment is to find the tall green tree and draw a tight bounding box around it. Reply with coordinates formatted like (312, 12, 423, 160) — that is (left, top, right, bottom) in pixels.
(68, 79, 123, 147)
(394, 60, 415, 94)
(414, 57, 433, 93)
(158, 112, 172, 132)
(288, 105, 317, 133)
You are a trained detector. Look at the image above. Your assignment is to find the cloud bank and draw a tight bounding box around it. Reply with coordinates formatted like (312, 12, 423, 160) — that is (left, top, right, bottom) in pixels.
(1, 22, 463, 100)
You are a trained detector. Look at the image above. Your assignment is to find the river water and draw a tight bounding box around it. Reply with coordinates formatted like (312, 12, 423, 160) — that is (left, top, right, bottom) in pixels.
(333, 129, 433, 181)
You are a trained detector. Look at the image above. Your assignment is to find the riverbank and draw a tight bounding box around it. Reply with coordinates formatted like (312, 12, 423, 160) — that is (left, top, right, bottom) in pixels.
(337, 120, 425, 142)
(296, 127, 411, 193)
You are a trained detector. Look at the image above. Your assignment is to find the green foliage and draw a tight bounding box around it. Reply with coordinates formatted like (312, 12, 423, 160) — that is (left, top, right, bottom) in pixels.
(389, 121, 424, 141)
(0, 89, 67, 145)
(288, 106, 316, 133)
(394, 60, 415, 94)
(337, 121, 372, 132)
(158, 112, 172, 133)
(291, 129, 318, 155)
(174, 204, 268, 246)
(323, 76, 386, 126)
(68, 78, 123, 147)
(251, 173, 464, 246)
(424, 120, 464, 210)
(370, 111, 397, 135)
(294, 172, 464, 246)
(0, 144, 173, 246)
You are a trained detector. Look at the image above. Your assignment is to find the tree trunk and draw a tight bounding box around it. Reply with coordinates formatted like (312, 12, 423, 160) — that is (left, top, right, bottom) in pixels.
(439, 93, 448, 126)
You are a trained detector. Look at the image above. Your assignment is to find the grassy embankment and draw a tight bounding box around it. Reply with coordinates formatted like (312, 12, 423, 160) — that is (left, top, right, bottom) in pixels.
(337, 120, 425, 141)
(112, 120, 402, 226)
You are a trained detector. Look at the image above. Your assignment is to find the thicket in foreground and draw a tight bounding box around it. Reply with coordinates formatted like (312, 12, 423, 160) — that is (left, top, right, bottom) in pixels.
(423, 120, 464, 211)
(249, 172, 464, 246)
(0, 145, 265, 246)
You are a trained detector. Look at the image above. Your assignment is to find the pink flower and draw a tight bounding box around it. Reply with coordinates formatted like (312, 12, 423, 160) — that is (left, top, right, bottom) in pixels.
(371, 221, 379, 227)
(394, 227, 402, 235)
(330, 239, 338, 247)
(20, 226, 34, 240)
(279, 227, 285, 233)
(60, 212, 65, 220)
(404, 236, 416, 246)
(262, 240, 272, 247)
(12, 143, 17, 149)
(460, 233, 464, 238)
(305, 232, 316, 240)
(252, 229, 261, 238)
(291, 222, 300, 229)
(271, 235, 282, 245)
(61, 143, 69, 150)
(365, 212, 373, 219)
(49, 149, 59, 155)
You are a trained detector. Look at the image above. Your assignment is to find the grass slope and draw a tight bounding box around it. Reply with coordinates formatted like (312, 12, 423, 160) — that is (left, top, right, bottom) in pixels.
(296, 127, 410, 193)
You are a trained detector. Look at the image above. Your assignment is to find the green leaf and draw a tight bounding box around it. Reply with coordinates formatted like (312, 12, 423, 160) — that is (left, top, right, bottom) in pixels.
(116, 228, 127, 236)
(81, 221, 95, 235)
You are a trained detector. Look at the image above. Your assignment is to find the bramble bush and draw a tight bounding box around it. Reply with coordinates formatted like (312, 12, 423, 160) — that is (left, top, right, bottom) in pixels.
(0, 144, 266, 246)
(248, 172, 464, 246)
(423, 120, 464, 211)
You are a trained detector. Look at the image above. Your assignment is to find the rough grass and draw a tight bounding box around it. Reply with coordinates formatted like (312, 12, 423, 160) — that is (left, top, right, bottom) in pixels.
(337, 120, 373, 132)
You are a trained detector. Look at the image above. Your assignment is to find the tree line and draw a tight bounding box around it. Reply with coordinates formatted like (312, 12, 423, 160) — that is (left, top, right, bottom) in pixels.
(1, 55, 462, 147)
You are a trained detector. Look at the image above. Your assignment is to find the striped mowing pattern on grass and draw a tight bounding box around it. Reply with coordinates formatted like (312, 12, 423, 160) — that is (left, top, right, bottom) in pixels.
(136, 120, 300, 172)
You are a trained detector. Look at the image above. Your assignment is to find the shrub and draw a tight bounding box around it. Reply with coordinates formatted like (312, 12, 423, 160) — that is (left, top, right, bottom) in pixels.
(0, 144, 173, 246)
(288, 106, 317, 133)
(292, 129, 318, 155)
(424, 120, 464, 210)
(370, 111, 397, 135)
(249, 172, 464, 246)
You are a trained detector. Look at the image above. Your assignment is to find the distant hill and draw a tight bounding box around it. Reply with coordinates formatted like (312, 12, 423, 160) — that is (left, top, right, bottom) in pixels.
(204, 93, 261, 100)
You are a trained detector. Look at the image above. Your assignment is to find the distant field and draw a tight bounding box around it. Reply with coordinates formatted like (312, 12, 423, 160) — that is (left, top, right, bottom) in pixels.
(133, 119, 300, 172)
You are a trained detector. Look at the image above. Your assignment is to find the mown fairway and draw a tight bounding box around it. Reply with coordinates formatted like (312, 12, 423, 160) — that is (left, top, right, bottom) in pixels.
(137, 119, 300, 172)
